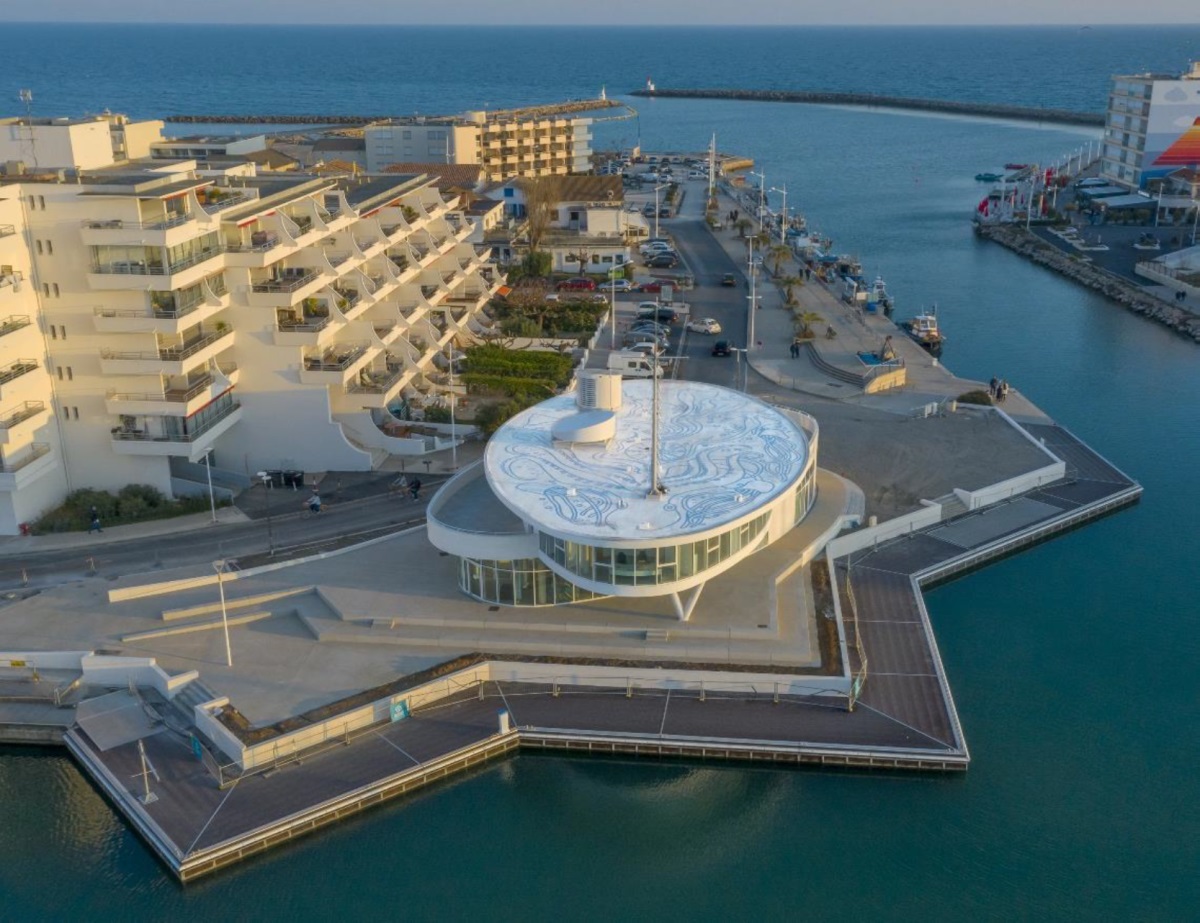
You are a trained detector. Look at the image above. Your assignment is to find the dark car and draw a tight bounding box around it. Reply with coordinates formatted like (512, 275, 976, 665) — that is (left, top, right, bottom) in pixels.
(721, 272, 737, 286)
(658, 207, 671, 218)
(712, 339, 732, 357)
(557, 277, 596, 292)
(637, 306, 678, 324)
(637, 280, 667, 294)
(646, 254, 678, 268)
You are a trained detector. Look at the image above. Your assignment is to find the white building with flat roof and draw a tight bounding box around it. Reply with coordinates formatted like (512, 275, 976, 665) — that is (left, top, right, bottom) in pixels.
(428, 374, 820, 621)
(0, 150, 503, 533)
(0, 114, 164, 171)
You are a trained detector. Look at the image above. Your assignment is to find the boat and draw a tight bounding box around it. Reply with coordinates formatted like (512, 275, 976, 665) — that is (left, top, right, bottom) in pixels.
(901, 307, 945, 353)
(975, 172, 1004, 183)
(1004, 162, 1029, 170)
(869, 276, 894, 314)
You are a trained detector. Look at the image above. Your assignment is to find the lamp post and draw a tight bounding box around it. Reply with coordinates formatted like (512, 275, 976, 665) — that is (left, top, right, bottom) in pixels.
(653, 182, 669, 238)
(609, 269, 617, 349)
(749, 169, 766, 233)
(770, 185, 788, 245)
(447, 347, 458, 471)
(204, 450, 217, 523)
(212, 560, 232, 667)
(747, 239, 760, 377)
(1191, 199, 1199, 246)
(255, 470, 275, 555)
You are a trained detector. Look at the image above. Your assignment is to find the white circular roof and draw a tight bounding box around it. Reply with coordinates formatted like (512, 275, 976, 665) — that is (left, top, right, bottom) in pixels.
(484, 380, 809, 542)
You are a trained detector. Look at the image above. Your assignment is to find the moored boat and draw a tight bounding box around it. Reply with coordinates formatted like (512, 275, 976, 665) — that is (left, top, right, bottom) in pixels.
(901, 307, 945, 353)
(975, 172, 1004, 182)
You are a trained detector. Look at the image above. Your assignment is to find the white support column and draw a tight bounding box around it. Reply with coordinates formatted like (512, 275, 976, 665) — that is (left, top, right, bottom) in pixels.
(670, 582, 706, 622)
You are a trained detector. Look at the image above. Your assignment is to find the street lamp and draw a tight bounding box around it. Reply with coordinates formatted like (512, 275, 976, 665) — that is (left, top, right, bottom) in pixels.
(212, 560, 232, 667)
(447, 347, 459, 471)
(770, 184, 788, 245)
(747, 240, 761, 378)
(609, 268, 617, 349)
(203, 449, 217, 523)
(255, 470, 275, 555)
(749, 169, 766, 233)
(653, 182, 669, 238)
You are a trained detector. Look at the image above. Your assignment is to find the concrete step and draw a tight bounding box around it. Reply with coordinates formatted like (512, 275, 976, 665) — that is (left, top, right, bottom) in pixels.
(122, 610, 277, 643)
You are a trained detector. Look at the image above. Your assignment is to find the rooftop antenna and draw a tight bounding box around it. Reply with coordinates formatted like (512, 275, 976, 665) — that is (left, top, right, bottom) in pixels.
(18, 89, 37, 169)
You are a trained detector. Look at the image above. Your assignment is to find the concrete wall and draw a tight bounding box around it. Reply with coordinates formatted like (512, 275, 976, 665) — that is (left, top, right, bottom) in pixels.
(825, 503, 945, 558)
(0, 120, 114, 170)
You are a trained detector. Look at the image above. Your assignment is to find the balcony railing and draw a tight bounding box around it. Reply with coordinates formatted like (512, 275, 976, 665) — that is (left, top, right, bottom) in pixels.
(227, 233, 281, 253)
(252, 270, 320, 293)
(0, 316, 31, 338)
(303, 343, 369, 372)
(101, 327, 232, 364)
(108, 373, 216, 405)
(347, 364, 405, 394)
(0, 401, 46, 429)
(199, 191, 251, 214)
(92, 246, 224, 276)
(0, 442, 50, 473)
(0, 360, 38, 386)
(277, 315, 332, 334)
(81, 214, 193, 232)
(111, 401, 241, 443)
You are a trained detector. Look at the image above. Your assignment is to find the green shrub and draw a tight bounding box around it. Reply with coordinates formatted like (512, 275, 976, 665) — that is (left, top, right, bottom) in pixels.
(957, 390, 994, 406)
(423, 405, 453, 423)
(31, 484, 226, 534)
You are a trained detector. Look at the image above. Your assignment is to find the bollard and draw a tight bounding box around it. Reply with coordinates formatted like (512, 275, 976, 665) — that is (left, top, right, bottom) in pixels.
(477, 683, 485, 701)
(21, 568, 28, 587)
(625, 679, 633, 699)
(497, 709, 510, 734)
(773, 682, 780, 705)
(699, 681, 706, 703)
(552, 681, 559, 698)
(86, 557, 97, 577)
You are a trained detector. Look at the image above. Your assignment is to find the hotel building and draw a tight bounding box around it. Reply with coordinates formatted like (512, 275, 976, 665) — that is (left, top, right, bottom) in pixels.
(0, 155, 502, 534)
(365, 109, 593, 180)
(1100, 61, 1200, 191)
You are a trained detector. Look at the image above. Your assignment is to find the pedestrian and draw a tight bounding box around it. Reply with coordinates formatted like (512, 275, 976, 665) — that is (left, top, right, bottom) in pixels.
(989, 375, 999, 398)
(999, 380, 1009, 402)
(307, 493, 321, 514)
(88, 506, 102, 534)
(409, 477, 422, 502)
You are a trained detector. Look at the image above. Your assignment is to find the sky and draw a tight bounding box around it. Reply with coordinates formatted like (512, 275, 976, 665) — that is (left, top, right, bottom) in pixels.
(7, 0, 1198, 26)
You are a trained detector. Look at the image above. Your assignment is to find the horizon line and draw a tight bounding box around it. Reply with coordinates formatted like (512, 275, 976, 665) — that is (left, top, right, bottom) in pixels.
(4, 20, 1196, 28)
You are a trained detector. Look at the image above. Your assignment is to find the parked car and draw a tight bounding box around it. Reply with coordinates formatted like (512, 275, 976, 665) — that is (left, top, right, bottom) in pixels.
(642, 203, 657, 216)
(721, 272, 737, 287)
(637, 280, 668, 293)
(638, 305, 678, 324)
(711, 339, 732, 357)
(629, 321, 671, 337)
(658, 207, 671, 218)
(687, 317, 722, 334)
(605, 278, 635, 292)
(557, 277, 596, 292)
(646, 254, 678, 268)
(626, 340, 665, 357)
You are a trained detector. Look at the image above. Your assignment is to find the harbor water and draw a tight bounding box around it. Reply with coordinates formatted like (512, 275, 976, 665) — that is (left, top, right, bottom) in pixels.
(1, 24, 1198, 921)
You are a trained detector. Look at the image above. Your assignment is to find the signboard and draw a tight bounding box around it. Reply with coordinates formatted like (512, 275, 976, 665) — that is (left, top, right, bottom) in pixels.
(389, 699, 410, 722)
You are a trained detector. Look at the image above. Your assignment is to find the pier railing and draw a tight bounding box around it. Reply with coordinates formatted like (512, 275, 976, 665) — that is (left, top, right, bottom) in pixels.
(843, 572, 869, 710)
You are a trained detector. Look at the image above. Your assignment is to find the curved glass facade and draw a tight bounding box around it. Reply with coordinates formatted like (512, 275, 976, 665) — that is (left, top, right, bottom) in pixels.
(460, 557, 603, 607)
(539, 510, 772, 588)
(794, 465, 818, 523)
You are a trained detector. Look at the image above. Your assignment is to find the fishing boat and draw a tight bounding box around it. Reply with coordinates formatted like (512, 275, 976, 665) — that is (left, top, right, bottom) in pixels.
(975, 172, 1004, 183)
(869, 276, 894, 314)
(901, 307, 945, 354)
(1004, 162, 1029, 170)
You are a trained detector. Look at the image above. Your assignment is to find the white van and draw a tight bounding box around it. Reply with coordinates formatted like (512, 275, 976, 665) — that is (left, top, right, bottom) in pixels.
(607, 351, 664, 378)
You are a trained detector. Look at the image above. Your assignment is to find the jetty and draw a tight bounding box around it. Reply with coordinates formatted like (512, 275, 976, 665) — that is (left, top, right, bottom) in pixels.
(629, 88, 1103, 127)
(165, 98, 627, 125)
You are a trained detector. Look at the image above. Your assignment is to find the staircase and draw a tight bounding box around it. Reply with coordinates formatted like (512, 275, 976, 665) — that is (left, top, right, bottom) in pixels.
(171, 678, 221, 724)
(933, 492, 969, 520)
(801, 341, 867, 388)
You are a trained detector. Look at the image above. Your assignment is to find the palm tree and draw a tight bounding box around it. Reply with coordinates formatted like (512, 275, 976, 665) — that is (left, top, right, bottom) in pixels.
(796, 311, 824, 339)
(779, 274, 803, 305)
(734, 218, 753, 239)
(769, 244, 792, 278)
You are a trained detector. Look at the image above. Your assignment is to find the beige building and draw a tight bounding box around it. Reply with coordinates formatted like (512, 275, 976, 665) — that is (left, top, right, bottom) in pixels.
(0, 156, 502, 533)
(365, 109, 593, 180)
(0, 113, 163, 171)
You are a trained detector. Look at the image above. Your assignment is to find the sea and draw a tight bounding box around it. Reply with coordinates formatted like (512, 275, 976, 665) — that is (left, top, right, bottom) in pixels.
(1, 24, 1198, 922)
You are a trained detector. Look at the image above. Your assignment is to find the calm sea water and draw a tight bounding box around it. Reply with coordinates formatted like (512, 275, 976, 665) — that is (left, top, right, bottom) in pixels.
(2, 25, 1199, 921)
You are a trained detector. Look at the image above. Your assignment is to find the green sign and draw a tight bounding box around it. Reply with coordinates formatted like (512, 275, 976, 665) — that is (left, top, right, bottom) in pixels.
(390, 699, 410, 722)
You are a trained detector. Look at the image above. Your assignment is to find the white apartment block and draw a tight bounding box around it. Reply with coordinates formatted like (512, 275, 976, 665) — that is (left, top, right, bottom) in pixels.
(365, 109, 593, 180)
(0, 160, 502, 534)
(1101, 61, 1200, 191)
(0, 114, 163, 172)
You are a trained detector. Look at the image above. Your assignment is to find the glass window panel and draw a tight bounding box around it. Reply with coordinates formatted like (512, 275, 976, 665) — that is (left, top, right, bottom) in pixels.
(595, 546, 611, 566)
(679, 543, 695, 577)
(614, 550, 636, 585)
(497, 567, 515, 605)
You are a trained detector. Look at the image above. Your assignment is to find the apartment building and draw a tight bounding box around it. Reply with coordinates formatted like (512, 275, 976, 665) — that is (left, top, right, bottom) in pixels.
(0, 158, 502, 533)
(365, 109, 593, 180)
(1100, 61, 1200, 191)
(0, 113, 163, 171)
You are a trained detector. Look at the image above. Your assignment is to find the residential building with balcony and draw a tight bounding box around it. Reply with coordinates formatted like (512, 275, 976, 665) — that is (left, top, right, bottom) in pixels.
(0, 113, 164, 171)
(365, 107, 594, 181)
(1100, 61, 1200, 191)
(0, 147, 503, 533)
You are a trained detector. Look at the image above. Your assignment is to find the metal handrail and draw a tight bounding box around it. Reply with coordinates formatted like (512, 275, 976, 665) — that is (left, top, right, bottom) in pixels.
(252, 270, 320, 293)
(107, 373, 215, 404)
(347, 365, 405, 394)
(111, 401, 241, 442)
(199, 191, 251, 214)
(0, 360, 38, 385)
(0, 401, 45, 428)
(277, 316, 332, 334)
(0, 315, 31, 336)
(81, 214, 194, 232)
(303, 344, 369, 372)
(0, 442, 50, 472)
(101, 328, 232, 363)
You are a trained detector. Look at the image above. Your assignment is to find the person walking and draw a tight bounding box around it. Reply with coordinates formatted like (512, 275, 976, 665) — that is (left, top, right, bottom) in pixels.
(88, 506, 102, 534)
(989, 375, 999, 398)
(409, 477, 422, 502)
(999, 380, 1009, 402)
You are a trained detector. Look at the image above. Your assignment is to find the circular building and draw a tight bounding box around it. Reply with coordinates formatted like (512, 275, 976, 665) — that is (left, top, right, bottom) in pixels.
(427, 372, 818, 620)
